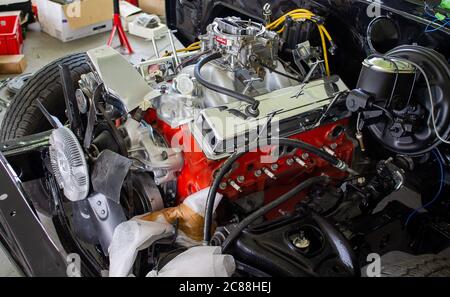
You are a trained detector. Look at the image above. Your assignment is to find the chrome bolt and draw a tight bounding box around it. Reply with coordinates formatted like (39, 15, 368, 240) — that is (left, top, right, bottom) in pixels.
(219, 182, 228, 190)
(302, 153, 309, 160)
(262, 167, 277, 180)
(229, 180, 243, 192)
(237, 175, 245, 183)
(254, 170, 262, 177)
(286, 158, 294, 166)
(294, 156, 307, 167)
(330, 143, 338, 150)
(271, 163, 279, 171)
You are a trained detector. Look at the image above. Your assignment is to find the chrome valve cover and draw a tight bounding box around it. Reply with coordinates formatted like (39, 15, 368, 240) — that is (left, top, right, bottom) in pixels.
(190, 77, 349, 160)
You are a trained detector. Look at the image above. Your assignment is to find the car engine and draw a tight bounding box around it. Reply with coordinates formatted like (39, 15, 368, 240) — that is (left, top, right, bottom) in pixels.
(34, 11, 450, 277)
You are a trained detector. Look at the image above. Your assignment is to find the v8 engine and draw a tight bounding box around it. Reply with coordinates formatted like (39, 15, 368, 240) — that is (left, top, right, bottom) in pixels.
(130, 16, 355, 220)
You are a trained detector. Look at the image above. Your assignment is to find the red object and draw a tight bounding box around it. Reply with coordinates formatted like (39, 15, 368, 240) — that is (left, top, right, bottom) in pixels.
(143, 109, 354, 220)
(108, 1, 133, 54)
(215, 36, 229, 46)
(32, 3, 39, 21)
(126, 0, 138, 6)
(0, 14, 23, 55)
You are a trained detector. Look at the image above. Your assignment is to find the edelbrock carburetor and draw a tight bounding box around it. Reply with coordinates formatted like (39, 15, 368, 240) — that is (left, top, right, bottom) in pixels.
(201, 16, 279, 74)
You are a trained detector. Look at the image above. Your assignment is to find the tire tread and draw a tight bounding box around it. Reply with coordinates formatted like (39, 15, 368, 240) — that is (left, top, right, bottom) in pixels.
(0, 53, 90, 141)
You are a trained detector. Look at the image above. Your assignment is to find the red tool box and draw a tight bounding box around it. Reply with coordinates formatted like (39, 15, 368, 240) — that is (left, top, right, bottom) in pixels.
(0, 14, 23, 55)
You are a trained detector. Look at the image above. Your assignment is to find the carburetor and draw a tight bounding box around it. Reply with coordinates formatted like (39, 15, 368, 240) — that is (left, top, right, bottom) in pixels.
(201, 16, 280, 74)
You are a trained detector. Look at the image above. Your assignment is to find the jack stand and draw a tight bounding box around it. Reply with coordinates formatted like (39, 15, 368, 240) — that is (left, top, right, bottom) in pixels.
(107, 0, 133, 54)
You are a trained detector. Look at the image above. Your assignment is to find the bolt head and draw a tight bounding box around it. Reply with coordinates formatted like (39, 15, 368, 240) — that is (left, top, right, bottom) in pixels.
(357, 177, 366, 185)
(293, 236, 310, 249)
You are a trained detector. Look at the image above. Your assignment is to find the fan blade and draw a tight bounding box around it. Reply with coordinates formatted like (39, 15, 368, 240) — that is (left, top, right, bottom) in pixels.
(35, 99, 63, 129)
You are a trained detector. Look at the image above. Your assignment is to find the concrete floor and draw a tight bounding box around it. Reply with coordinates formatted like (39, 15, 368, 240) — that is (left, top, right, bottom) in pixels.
(0, 21, 181, 277)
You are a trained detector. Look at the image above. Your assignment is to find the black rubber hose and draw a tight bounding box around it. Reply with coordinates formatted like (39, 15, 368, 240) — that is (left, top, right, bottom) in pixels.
(202, 137, 351, 244)
(194, 52, 260, 116)
(221, 175, 330, 252)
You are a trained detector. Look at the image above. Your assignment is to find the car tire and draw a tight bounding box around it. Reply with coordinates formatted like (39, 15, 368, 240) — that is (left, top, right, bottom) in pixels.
(0, 53, 90, 141)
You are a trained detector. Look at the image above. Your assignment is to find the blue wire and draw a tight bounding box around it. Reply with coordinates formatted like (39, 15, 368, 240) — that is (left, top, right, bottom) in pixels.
(405, 149, 445, 226)
(423, 4, 450, 33)
(424, 7, 437, 19)
(425, 20, 450, 32)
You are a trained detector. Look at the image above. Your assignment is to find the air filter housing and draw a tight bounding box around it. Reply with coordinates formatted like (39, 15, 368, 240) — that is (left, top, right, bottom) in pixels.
(49, 127, 89, 201)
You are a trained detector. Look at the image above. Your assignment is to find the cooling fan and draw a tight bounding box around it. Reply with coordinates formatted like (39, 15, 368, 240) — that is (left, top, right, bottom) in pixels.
(49, 127, 89, 202)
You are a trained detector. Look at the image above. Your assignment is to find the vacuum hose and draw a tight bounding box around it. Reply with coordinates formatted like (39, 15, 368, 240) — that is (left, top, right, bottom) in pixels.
(194, 52, 260, 117)
(202, 138, 355, 244)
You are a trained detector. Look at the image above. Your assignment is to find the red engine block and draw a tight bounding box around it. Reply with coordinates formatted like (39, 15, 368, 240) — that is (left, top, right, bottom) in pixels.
(144, 110, 354, 220)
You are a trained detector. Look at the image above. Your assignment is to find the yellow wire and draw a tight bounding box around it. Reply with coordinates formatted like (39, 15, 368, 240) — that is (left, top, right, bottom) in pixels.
(273, 13, 314, 33)
(163, 41, 201, 57)
(266, 9, 314, 29)
(267, 11, 314, 30)
(162, 10, 333, 76)
(187, 41, 201, 48)
(178, 46, 200, 52)
(318, 26, 330, 76)
(266, 8, 333, 76)
(319, 25, 332, 42)
(267, 13, 314, 30)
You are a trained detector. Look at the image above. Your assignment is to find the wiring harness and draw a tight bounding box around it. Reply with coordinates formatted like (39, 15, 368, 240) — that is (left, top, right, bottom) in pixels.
(265, 9, 335, 76)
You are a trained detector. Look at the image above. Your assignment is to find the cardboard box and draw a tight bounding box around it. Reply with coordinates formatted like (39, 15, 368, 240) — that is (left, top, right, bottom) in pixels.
(138, 0, 165, 16)
(0, 54, 26, 74)
(36, 0, 114, 42)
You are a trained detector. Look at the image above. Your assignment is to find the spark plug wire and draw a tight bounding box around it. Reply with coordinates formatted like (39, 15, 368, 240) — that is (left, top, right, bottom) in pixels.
(265, 9, 335, 76)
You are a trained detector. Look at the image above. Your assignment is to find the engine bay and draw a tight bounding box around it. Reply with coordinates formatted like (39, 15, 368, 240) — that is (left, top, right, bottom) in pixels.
(1, 6, 450, 277)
